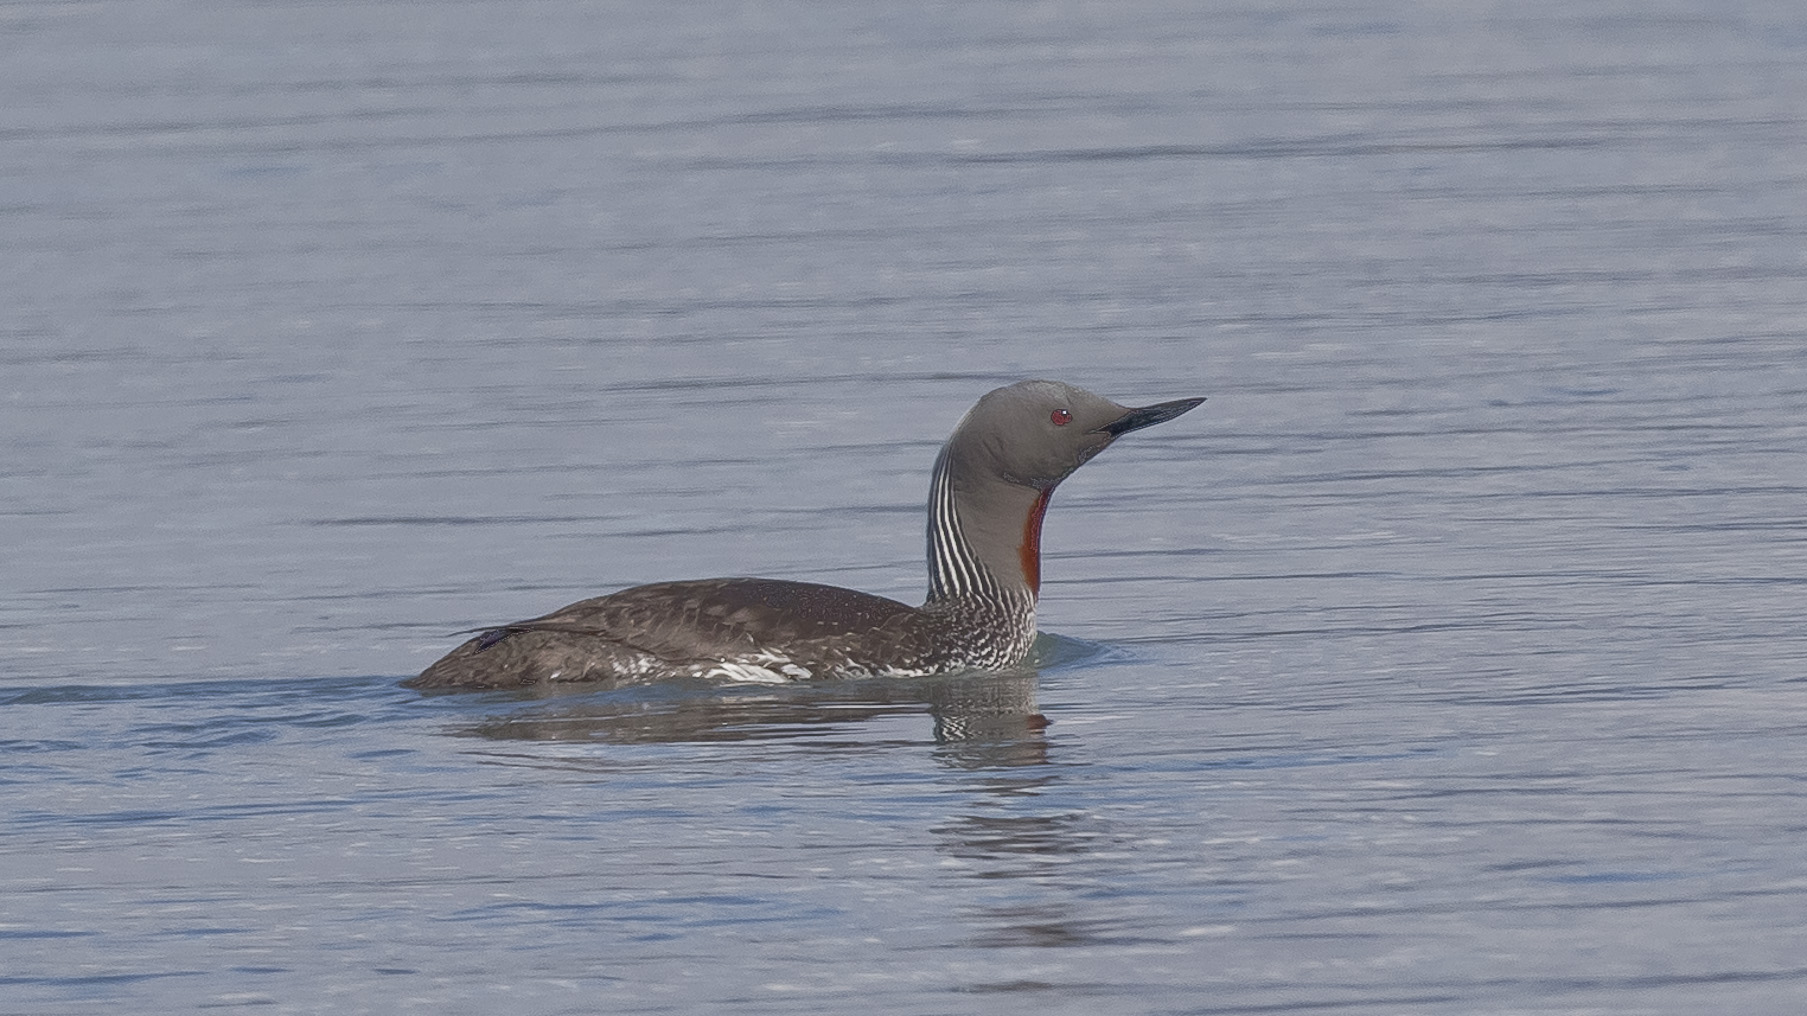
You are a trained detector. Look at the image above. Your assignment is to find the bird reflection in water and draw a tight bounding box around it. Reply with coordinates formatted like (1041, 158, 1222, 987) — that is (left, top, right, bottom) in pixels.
(454, 668, 1048, 766)
(456, 670, 1125, 954)
(448, 639, 1118, 953)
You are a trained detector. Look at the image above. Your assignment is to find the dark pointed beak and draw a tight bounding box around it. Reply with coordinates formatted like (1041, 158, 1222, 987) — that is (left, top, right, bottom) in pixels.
(1097, 396, 1206, 437)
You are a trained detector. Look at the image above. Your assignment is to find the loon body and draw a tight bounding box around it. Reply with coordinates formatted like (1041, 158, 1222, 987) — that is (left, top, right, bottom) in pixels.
(406, 380, 1202, 690)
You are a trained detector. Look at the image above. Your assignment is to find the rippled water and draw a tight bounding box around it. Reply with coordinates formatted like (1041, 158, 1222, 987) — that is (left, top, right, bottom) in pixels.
(5, 0, 1806, 1012)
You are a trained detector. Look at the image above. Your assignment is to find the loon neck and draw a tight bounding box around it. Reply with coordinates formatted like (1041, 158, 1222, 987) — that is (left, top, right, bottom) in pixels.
(925, 446, 1048, 605)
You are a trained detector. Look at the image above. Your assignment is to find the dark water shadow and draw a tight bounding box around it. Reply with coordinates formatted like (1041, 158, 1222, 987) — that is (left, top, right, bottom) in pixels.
(439, 635, 1112, 764)
(455, 669, 1043, 750)
(419, 635, 1141, 953)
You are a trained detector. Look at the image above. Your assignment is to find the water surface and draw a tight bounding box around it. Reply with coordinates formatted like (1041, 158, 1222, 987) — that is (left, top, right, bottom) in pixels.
(4, 0, 1806, 1012)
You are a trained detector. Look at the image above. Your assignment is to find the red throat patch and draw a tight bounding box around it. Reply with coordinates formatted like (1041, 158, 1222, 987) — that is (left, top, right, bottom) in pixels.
(1018, 488, 1054, 597)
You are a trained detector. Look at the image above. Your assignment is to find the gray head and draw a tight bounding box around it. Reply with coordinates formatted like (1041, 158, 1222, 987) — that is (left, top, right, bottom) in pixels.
(929, 380, 1205, 601)
(943, 379, 1205, 492)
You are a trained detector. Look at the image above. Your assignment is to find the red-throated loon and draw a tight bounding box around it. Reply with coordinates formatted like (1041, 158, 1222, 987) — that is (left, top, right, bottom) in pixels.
(406, 380, 1203, 690)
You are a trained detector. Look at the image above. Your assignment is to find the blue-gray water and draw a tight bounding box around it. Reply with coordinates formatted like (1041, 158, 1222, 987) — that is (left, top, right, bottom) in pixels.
(5, 0, 1806, 1012)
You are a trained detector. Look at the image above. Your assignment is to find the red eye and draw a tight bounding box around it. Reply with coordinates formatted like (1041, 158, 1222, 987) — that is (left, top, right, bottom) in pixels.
(1050, 408, 1072, 426)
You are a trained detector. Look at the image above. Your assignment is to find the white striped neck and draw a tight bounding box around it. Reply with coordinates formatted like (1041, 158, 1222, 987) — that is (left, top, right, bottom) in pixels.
(924, 444, 1046, 607)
